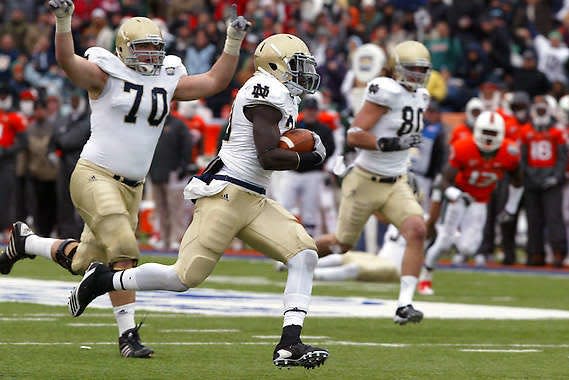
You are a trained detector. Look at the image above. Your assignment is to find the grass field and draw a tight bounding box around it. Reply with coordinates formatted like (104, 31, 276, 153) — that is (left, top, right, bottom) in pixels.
(1, 255, 569, 379)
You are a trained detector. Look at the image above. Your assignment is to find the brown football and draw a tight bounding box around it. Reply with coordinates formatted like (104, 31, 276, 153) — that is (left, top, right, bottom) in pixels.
(278, 128, 315, 153)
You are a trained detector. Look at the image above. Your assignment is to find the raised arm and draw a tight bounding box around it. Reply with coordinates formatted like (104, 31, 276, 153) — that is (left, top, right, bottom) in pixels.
(174, 11, 251, 101)
(49, 0, 107, 95)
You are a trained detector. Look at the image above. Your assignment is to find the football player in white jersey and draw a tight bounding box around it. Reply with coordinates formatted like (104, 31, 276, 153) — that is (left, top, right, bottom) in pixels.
(65, 34, 329, 369)
(316, 41, 431, 325)
(0, 0, 250, 358)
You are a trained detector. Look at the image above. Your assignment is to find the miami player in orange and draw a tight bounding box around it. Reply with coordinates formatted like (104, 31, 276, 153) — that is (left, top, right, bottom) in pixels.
(418, 111, 523, 295)
(519, 95, 568, 266)
(449, 97, 484, 144)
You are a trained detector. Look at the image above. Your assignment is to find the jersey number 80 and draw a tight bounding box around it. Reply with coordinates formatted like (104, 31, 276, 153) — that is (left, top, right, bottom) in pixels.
(397, 106, 423, 136)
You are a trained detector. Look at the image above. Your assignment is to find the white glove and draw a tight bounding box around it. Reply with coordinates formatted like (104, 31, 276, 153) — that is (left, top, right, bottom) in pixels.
(223, 5, 251, 55)
(312, 132, 326, 164)
(48, 0, 74, 18)
(333, 155, 347, 176)
(444, 186, 462, 202)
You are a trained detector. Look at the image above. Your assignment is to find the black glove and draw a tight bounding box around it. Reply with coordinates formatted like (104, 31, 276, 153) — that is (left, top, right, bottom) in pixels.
(377, 134, 422, 152)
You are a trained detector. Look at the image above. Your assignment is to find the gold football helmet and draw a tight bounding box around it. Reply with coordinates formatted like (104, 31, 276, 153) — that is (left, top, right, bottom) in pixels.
(388, 40, 431, 91)
(254, 34, 320, 96)
(115, 17, 165, 76)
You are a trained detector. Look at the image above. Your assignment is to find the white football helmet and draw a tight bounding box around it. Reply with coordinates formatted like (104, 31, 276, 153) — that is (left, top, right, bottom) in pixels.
(352, 43, 386, 84)
(474, 111, 505, 152)
(254, 34, 320, 96)
(465, 97, 484, 127)
(530, 96, 553, 130)
(115, 17, 165, 76)
(388, 40, 431, 91)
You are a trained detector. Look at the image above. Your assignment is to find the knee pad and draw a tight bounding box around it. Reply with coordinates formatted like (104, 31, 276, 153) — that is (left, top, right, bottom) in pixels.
(55, 239, 79, 274)
(176, 254, 218, 288)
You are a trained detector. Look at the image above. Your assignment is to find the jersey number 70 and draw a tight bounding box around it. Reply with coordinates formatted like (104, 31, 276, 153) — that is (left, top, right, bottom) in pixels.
(123, 81, 169, 126)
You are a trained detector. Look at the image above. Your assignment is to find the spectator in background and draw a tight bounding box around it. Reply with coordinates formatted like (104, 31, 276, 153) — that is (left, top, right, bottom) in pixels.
(423, 19, 462, 74)
(88, 8, 114, 51)
(148, 112, 194, 251)
(0, 85, 27, 241)
(0, 34, 20, 85)
(520, 95, 568, 267)
(317, 45, 347, 110)
(534, 30, 569, 86)
(26, 97, 59, 237)
(51, 90, 90, 239)
(1, 8, 32, 54)
(185, 28, 216, 75)
(29, 35, 57, 75)
(510, 49, 551, 97)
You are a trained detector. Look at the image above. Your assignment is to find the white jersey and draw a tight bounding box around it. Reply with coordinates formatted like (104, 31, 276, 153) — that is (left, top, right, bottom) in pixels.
(80, 47, 186, 180)
(218, 69, 300, 189)
(354, 77, 430, 176)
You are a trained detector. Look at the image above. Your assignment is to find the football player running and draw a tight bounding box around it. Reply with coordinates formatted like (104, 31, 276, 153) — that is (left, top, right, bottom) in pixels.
(418, 111, 523, 295)
(0, 0, 251, 358)
(66, 34, 329, 369)
(316, 40, 431, 325)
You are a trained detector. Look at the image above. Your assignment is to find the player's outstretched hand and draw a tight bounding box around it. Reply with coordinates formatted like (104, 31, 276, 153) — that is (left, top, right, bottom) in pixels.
(48, 0, 75, 18)
(226, 4, 252, 42)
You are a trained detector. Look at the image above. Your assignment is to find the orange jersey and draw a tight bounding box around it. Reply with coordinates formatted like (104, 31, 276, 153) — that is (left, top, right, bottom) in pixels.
(0, 111, 27, 147)
(449, 124, 472, 144)
(450, 137, 520, 203)
(520, 124, 567, 168)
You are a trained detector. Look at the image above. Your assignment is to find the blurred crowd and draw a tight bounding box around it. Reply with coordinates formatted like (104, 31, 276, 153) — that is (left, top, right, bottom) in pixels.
(3, 0, 569, 267)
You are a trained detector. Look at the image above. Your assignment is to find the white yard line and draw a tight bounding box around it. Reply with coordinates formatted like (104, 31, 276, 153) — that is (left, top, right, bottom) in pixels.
(0, 341, 564, 351)
(2, 277, 569, 319)
(459, 349, 541, 353)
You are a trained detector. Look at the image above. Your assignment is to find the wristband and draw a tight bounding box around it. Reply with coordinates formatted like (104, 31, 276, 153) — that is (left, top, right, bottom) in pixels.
(55, 15, 72, 33)
(223, 37, 242, 56)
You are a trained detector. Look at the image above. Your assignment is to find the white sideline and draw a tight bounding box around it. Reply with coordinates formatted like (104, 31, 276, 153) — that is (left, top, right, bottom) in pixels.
(2, 277, 569, 319)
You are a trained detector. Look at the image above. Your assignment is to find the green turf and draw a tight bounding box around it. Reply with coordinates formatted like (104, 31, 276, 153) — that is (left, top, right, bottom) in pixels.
(1, 256, 569, 379)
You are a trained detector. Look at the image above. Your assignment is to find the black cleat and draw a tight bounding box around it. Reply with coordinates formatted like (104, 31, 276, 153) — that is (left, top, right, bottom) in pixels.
(119, 323, 154, 358)
(393, 304, 423, 325)
(273, 342, 329, 369)
(68, 262, 110, 317)
(0, 222, 36, 275)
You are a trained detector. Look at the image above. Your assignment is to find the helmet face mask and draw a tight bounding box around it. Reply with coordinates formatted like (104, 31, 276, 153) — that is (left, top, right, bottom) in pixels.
(254, 34, 320, 96)
(473, 111, 505, 153)
(116, 17, 165, 76)
(287, 53, 320, 95)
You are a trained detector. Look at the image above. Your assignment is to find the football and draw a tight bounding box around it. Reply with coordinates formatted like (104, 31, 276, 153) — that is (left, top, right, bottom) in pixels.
(278, 129, 315, 153)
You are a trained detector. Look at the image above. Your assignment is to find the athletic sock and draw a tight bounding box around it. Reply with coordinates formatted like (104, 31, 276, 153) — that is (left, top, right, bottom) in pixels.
(25, 235, 57, 260)
(398, 275, 418, 307)
(113, 302, 136, 336)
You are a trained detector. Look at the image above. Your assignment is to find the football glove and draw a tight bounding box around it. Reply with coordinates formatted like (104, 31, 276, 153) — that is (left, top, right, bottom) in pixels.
(377, 134, 422, 152)
(48, 0, 75, 18)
